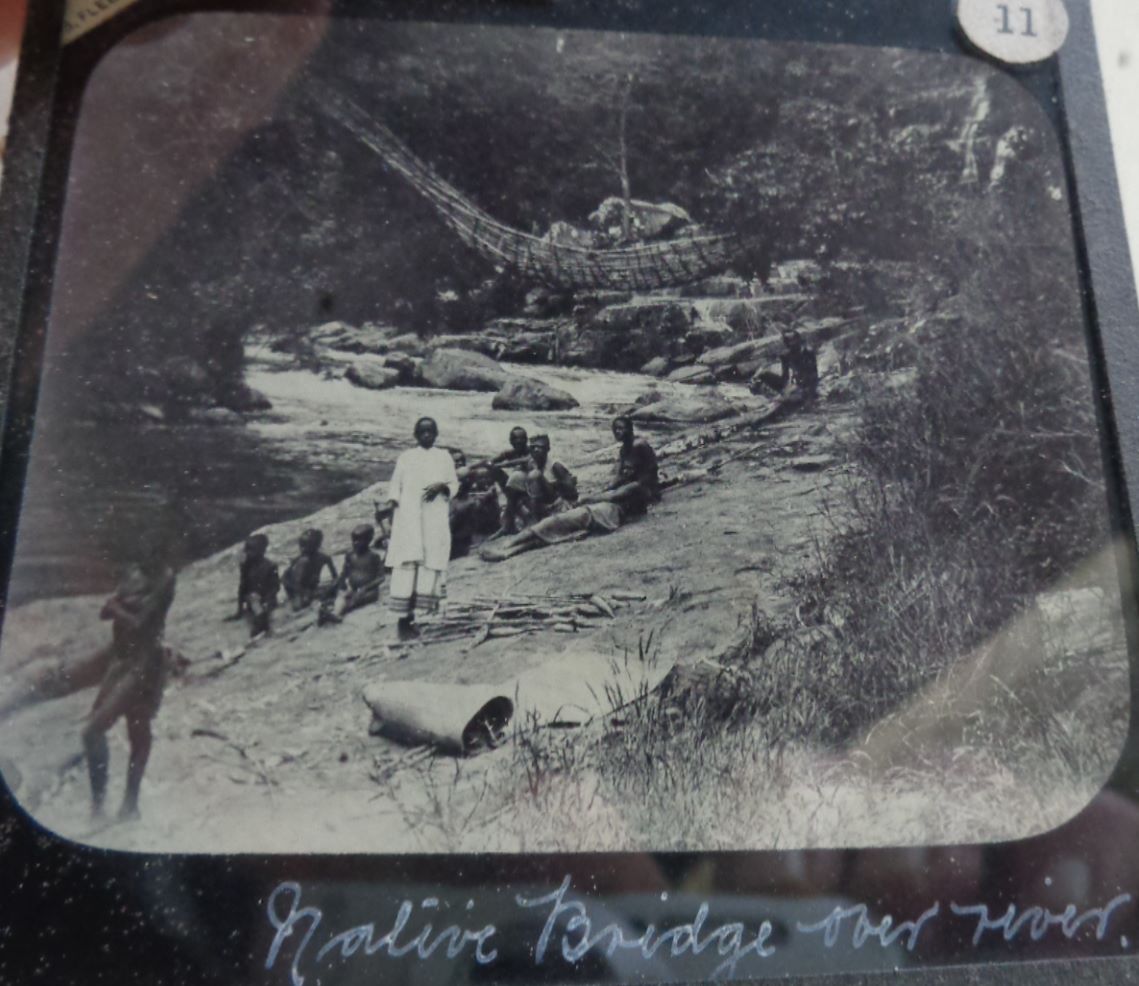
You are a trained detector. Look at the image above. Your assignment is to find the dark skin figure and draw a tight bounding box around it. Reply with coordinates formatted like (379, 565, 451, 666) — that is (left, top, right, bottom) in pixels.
(82, 559, 176, 820)
(332, 526, 385, 619)
(377, 417, 450, 639)
(485, 418, 656, 560)
(228, 536, 279, 636)
(519, 436, 578, 526)
(581, 417, 659, 511)
(487, 426, 531, 492)
(493, 427, 529, 464)
(283, 531, 338, 610)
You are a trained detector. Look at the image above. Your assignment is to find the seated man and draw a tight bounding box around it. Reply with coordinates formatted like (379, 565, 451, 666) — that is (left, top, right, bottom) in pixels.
(448, 449, 501, 559)
(491, 426, 530, 466)
(282, 528, 338, 611)
(488, 426, 532, 490)
(595, 415, 660, 516)
(481, 417, 657, 562)
(525, 435, 578, 520)
(500, 434, 578, 534)
(750, 328, 819, 400)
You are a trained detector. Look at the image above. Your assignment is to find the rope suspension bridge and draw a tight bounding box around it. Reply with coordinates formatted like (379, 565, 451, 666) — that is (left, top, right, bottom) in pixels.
(315, 89, 742, 293)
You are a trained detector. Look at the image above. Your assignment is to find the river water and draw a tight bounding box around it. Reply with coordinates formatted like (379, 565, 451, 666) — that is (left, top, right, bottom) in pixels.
(8, 358, 727, 606)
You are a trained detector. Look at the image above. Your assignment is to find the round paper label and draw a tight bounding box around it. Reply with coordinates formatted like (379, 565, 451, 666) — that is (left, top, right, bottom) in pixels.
(956, 0, 1070, 64)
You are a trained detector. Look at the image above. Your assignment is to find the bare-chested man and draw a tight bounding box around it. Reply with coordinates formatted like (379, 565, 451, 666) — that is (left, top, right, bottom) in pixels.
(500, 434, 578, 533)
(480, 417, 658, 562)
(82, 548, 177, 820)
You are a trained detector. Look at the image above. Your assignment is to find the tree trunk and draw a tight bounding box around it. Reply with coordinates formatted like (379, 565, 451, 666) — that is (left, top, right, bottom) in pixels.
(617, 74, 634, 241)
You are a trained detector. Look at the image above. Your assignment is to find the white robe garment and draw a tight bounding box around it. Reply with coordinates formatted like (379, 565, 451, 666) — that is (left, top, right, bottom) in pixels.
(385, 445, 460, 571)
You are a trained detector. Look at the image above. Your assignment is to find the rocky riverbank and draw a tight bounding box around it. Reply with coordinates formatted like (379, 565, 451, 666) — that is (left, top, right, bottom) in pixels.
(101, 255, 932, 427)
(0, 372, 1124, 854)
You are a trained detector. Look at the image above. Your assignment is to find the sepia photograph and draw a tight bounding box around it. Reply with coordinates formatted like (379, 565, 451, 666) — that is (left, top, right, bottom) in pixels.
(0, 13, 1128, 853)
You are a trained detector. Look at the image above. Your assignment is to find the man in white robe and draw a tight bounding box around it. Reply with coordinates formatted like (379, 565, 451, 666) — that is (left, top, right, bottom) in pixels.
(378, 417, 459, 640)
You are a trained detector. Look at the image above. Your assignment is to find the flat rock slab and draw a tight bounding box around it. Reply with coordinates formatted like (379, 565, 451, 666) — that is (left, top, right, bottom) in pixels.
(632, 391, 741, 424)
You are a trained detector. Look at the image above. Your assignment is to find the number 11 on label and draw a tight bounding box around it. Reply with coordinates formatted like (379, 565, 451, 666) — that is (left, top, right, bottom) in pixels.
(997, 4, 1037, 37)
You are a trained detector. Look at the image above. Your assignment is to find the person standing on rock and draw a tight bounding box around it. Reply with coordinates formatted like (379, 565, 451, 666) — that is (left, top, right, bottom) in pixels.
(378, 417, 459, 641)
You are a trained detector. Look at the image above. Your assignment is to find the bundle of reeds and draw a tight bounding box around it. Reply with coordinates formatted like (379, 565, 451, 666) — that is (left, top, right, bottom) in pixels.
(419, 591, 647, 647)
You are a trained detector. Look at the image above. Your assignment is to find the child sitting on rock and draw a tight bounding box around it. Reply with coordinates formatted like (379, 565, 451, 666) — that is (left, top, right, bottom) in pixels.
(229, 533, 280, 637)
(282, 528, 338, 612)
(319, 524, 385, 626)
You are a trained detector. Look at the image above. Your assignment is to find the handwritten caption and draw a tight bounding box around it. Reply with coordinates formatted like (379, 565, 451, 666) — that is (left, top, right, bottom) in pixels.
(264, 876, 1131, 986)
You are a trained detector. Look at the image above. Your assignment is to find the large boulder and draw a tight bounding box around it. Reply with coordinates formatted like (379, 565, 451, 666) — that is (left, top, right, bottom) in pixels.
(565, 299, 692, 371)
(640, 356, 672, 378)
(499, 333, 556, 363)
(381, 352, 421, 385)
(485, 319, 562, 363)
(428, 334, 501, 358)
(697, 339, 767, 369)
(387, 333, 429, 357)
(492, 378, 579, 412)
(346, 363, 401, 391)
(420, 349, 514, 392)
(667, 364, 716, 385)
(310, 320, 393, 355)
(631, 390, 739, 424)
(588, 198, 693, 241)
(683, 320, 736, 355)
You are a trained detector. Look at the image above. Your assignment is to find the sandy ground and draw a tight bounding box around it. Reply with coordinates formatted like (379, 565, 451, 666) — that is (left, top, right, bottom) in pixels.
(0, 400, 836, 851)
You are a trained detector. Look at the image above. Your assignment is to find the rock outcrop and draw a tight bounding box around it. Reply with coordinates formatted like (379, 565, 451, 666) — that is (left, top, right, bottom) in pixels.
(310, 320, 394, 355)
(564, 299, 692, 371)
(419, 349, 514, 392)
(345, 364, 401, 391)
(630, 390, 740, 424)
(492, 378, 580, 412)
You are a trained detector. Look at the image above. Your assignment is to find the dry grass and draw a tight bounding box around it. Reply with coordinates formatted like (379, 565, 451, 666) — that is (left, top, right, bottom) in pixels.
(387, 255, 1129, 852)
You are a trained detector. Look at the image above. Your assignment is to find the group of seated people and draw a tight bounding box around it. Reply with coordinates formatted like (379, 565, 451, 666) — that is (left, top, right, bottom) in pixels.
(228, 415, 661, 635)
(229, 523, 385, 637)
(447, 416, 660, 561)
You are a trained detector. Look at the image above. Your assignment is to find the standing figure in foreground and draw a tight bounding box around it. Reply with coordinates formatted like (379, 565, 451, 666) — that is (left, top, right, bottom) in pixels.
(378, 417, 459, 641)
(82, 548, 177, 820)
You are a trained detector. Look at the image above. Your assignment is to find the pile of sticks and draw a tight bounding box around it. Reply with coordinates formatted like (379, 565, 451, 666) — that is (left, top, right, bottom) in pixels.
(420, 591, 647, 647)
